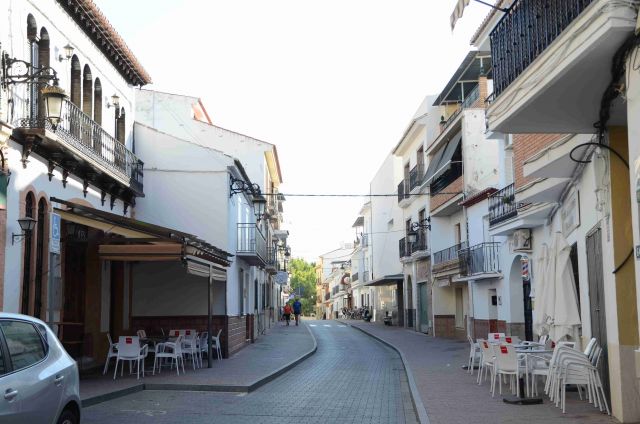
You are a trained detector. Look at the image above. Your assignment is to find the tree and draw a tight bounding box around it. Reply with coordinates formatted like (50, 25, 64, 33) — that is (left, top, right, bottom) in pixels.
(288, 258, 317, 315)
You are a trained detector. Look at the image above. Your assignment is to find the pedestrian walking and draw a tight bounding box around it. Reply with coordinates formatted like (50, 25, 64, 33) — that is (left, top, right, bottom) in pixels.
(283, 303, 292, 326)
(293, 298, 302, 326)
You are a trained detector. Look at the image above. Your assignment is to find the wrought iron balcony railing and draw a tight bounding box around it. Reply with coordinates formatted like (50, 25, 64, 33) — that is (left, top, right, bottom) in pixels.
(352, 272, 359, 283)
(362, 270, 370, 282)
(15, 98, 144, 195)
(237, 223, 267, 262)
(459, 242, 501, 277)
(488, 183, 530, 226)
(490, 0, 594, 97)
(409, 164, 424, 191)
(433, 241, 468, 266)
(361, 233, 369, 248)
(397, 180, 409, 203)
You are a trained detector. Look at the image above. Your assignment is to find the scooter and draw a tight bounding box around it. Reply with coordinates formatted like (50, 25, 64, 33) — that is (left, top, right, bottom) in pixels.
(363, 308, 372, 322)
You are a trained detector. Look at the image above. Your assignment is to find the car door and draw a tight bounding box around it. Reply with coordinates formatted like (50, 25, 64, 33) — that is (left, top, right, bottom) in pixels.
(0, 319, 62, 424)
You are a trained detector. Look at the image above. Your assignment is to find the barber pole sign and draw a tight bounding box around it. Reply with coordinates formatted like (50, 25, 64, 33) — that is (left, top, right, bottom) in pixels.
(521, 257, 530, 282)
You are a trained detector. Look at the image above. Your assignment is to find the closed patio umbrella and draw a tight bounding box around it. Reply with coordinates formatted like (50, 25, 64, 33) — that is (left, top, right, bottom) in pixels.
(548, 232, 581, 341)
(532, 243, 551, 337)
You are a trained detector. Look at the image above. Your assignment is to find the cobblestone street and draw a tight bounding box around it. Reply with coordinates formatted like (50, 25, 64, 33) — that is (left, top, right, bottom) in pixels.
(82, 321, 418, 424)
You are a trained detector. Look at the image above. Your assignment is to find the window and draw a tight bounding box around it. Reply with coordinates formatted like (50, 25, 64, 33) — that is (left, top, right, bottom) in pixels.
(0, 321, 46, 371)
(0, 338, 6, 376)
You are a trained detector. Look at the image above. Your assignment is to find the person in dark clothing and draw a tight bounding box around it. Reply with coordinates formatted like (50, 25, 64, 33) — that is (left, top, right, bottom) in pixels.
(293, 298, 302, 326)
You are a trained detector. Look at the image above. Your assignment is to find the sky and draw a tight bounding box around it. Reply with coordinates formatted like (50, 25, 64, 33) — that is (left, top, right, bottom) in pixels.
(94, 0, 490, 262)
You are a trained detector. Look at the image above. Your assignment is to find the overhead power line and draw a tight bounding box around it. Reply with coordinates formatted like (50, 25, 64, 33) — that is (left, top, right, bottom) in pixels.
(261, 191, 462, 198)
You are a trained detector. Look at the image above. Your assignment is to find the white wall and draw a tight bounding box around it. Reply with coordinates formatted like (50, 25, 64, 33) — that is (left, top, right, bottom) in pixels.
(462, 110, 500, 193)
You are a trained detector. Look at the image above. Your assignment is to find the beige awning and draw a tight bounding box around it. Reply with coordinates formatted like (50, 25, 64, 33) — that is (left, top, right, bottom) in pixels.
(56, 209, 153, 239)
(450, 0, 470, 30)
(99, 243, 182, 261)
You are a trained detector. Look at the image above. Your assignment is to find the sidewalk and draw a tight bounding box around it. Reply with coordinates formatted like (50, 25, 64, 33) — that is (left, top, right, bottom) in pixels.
(80, 321, 316, 406)
(342, 320, 615, 424)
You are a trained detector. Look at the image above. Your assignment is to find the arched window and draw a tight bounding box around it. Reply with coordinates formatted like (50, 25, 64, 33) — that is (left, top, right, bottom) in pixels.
(70, 55, 81, 107)
(116, 107, 126, 144)
(21, 192, 35, 315)
(38, 28, 51, 119)
(94, 78, 102, 125)
(27, 15, 37, 41)
(82, 64, 92, 117)
(34, 198, 47, 318)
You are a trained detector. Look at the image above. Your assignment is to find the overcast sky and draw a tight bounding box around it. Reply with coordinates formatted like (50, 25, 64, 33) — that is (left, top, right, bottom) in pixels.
(94, 0, 489, 262)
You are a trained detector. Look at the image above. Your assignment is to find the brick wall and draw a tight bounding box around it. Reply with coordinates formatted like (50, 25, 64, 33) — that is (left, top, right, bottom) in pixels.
(434, 315, 455, 338)
(228, 315, 249, 356)
(512, 134, 564, 189)
(430, 175, 463, 212)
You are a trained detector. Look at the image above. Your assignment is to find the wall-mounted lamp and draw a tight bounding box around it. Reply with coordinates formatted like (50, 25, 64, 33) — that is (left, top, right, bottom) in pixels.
(253, 196, 267, 222)
(106, 93, 120, 109)
(58, 44, 74, 62)
(41, 85, 67, 130)
(12, 217, 36, 245)
(407, 217, 431, 243)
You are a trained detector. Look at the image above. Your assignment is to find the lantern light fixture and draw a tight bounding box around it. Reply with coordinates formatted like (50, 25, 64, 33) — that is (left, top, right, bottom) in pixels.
(58, 43, 74, 61)
(12, 217, 37, 245)
(107, 93, 120, 109)
(407, 217, 431, 244)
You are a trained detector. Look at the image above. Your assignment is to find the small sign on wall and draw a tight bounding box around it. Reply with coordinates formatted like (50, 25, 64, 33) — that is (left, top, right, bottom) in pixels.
(50, 213, 61, 254)
(561, 189, 580, 236)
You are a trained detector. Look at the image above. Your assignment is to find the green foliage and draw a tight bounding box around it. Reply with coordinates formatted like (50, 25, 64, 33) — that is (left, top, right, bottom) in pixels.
(288, 258, 317, 315)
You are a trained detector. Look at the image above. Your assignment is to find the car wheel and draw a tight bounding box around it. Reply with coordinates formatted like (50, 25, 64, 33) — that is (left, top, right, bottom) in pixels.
(57, 409, 79, 424)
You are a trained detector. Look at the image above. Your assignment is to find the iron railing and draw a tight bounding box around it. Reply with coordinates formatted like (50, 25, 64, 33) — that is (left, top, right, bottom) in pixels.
(352, 272, 359, 283)
(410, 230, 428, 254)
(461, 85, 480, 109)
(237, 223, 267, 261)
(433, 241, 468, 266)
(459, 242, 501, 276)
(409, 164, 424, 191)
(397, 180, 409, 203)
(490, 0, 594, 97)
(266, 247, 277, 268)
(488, 183, 529, 226)
(430, 162, 462, 196)
(362, 270, 370, 282)
(361, 233, 369, 248)
(14, 98, 144, 193)
(399, 237, 408, 258)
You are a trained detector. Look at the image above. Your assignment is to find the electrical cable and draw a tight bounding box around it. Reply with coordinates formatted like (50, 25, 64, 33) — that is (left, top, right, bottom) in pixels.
(260, 191, 463, 198)
(567, 30, 640, 275)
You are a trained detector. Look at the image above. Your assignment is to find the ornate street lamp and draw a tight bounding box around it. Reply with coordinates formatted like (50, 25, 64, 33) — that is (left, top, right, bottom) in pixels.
(407, 217, 431, 243)
(41, 84, 67, 129)
(253, 196, 267, 222)
(107, 93, 120, 109)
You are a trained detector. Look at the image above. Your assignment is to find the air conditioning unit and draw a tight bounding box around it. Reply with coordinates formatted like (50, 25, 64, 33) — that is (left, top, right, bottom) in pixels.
(512, 229, 532, 252)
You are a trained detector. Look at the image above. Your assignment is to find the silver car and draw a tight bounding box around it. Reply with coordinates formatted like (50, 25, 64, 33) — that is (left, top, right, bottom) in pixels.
(0, 313, 81, 424)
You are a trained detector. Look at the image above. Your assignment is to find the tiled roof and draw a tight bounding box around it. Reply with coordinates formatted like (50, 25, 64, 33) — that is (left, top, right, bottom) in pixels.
(57, 0, 151, 85)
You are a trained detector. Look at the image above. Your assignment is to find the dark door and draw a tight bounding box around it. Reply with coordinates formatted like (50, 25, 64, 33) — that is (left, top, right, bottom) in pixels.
(586, 226, 610, 400)
(523, 280, 533, 341)
(110, 262, 125, 339)
(61, 242, 86, 359)
(396, 284, 404, 327)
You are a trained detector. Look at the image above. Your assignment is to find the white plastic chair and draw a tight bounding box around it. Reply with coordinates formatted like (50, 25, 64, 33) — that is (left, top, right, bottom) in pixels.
(113, 336, 147, 380)
(137, 329, 147, 339)
(467, 335, 481, 375)
(488, 332, 505, 342)
(504, 335, 521, 345)
(153, 335, 186, 375)
(477, 340, 495, 388)
(211, 329, 223, 360)
(491, 344, 525, 398)
(102, 333, 119, 375)
(182, 329, 200, 369)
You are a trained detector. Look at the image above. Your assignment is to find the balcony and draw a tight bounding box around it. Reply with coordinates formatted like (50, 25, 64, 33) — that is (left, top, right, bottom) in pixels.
(236, 223, 267, 266)
(399, 237, 408, 258)
(351, 272, 359, 283)
(362, 270, 370, 283)
(432, 241, 467, 275)
(487, 0, 637, 133)
(360, 233, 369, 248)
(409, 164, 424, 192)
(265, 247, 278, 274)
(489, 183, 518, 226)
(459, 242, 501, 279)
(13, 98, 144, 201)
(397, 180, 409, 203)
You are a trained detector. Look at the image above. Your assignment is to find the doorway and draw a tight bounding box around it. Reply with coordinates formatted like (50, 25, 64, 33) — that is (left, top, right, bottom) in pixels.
(586, 226, 609, 401)
(406, 275, 413, 328)
(396, 284, 404, 326)
(418, 282, 430, 333)
(61, 241, 87, 359)
(455, 286, 464, 329)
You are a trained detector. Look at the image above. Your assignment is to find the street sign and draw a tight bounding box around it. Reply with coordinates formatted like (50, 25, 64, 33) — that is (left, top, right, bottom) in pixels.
(50, 213, 61, 254)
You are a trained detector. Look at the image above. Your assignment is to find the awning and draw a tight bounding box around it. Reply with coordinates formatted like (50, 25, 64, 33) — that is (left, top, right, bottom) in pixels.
(424, 133, 462, 184)
(450, 0, 470, 30)
(185, 255, 227, 281)
(365, 274, 403, 287)
(51, 197, 232, 267)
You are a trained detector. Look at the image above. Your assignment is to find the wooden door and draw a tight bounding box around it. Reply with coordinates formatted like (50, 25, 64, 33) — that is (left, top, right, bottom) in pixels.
(61, 242, 86, 359)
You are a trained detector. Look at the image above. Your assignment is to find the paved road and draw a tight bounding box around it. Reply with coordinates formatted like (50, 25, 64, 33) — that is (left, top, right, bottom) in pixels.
(83, 321, 418, 424)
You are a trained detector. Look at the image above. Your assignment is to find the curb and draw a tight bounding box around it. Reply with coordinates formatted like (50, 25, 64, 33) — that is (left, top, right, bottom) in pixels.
(345, 323, 430, 424)
(81, 323, 318, 407)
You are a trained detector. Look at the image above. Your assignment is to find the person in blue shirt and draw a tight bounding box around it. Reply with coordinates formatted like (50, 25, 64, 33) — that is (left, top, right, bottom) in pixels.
(293, 298, 302, 326)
